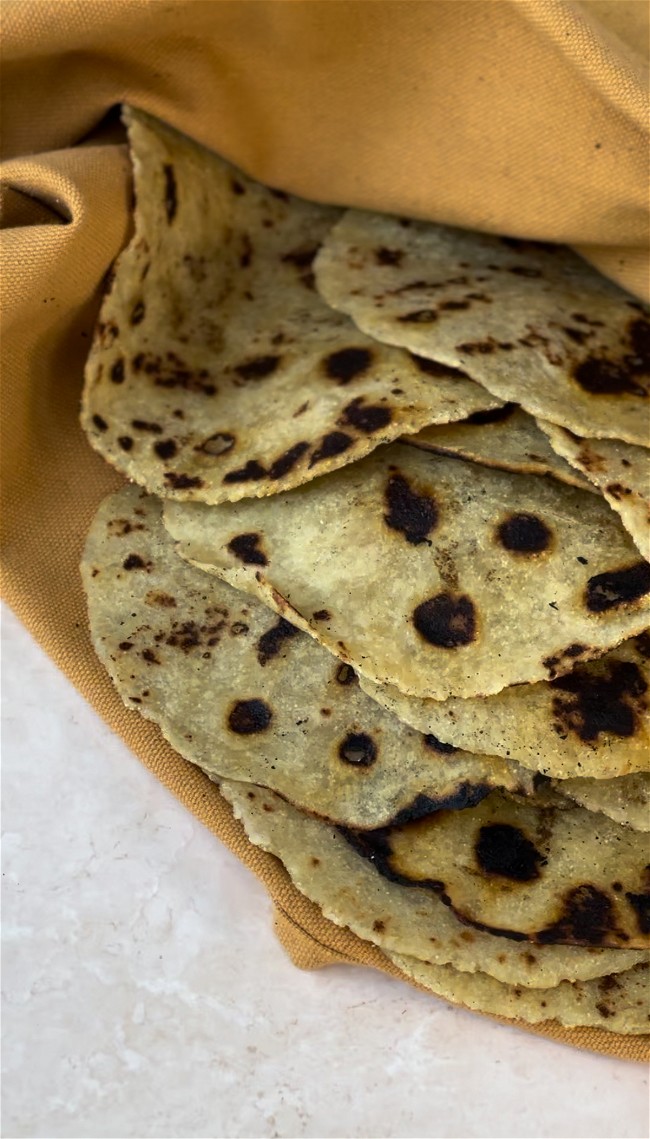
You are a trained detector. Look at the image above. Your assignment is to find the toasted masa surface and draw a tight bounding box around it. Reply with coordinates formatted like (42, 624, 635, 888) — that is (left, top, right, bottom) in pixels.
(389, 953, 649, 1034)
(350, 789, 649, 948)
(538, 421, 650, 558)
(165, 444, 650, 700)
(221, 779, 647, 988)
(315, 212, 650, 446)
(358, 634, 650, 780)
(405, 405, 593, 491)
(556, 771, 650, 832)
(81, 109, 500, 504)
(82, 485, 541, 829)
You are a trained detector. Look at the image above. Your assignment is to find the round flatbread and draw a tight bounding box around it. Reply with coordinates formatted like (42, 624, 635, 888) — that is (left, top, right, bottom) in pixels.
(82, 485, 539, 829)
(315, 211, 650, 446)
(82, 108, 500, 504)
(389, 953, 649, 1035)
(221, 779, 647, 988)
(165, 444, 650, 701)
(404, 404, 594, 491)
(537, 420, 650, 558)
(358, 634, 650, 781)
(347, 789, 649, 948)
(556, 772, 650, 832)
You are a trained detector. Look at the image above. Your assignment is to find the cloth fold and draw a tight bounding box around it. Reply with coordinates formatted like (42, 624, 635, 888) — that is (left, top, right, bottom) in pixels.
(2, 0, 648, 1059)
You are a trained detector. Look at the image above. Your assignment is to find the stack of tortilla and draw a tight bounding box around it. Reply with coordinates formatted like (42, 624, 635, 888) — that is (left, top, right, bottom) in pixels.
(80, 108, 650, 1036)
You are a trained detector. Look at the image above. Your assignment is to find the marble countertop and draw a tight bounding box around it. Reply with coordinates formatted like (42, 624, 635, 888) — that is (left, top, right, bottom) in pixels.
(2, 602, 648, 1139)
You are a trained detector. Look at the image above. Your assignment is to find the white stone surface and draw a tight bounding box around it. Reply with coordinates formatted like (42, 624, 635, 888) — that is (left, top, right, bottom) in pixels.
(2, 602, 648, 1139)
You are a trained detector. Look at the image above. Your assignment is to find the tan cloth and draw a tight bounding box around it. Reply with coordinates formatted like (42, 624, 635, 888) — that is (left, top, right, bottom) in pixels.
(1, 0, 648, 1061)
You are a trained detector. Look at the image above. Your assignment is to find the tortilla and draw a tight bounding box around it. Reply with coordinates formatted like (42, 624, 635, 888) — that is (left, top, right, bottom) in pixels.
(537, 421, 650, 558)
(556, 772, 650, 832)
(404, 404, 594, 491)
(81, 107, 500, 504)
(358, 634, 650, 781)
(389, 953, 649, 1034)
(506, 773, 649, 834)
(164, 443, 650, 701)
(82, 484, 540, 829)
(314, 211, 650, 446)
(221, 779, 647, 988)
(346, 789, 649, 948)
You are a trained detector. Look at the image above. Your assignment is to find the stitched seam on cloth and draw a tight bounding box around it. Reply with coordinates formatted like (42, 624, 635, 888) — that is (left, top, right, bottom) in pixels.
(273, 904, 360, 966)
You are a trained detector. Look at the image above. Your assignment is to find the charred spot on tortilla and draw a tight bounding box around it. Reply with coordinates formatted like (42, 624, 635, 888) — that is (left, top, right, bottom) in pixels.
(389, 784, 492, 827)
(496, 513, 553, 555)
(475, 824, 545, 883)
(338, 732, 378, 767)
(536, 885, 622, 947)
(439, 300, 470, 312)
(573, 319, 650, 397)
(227, 698, 273, 734)
(586, 562, 650, 612)
(269, 441, 310, 479)
(256, 617, 299, 666)
(130, 301, 146, 326)
(163, 163, 177, 223)
(163, 472, 204, 490)
(542, 643, 590, 680)
(339, 397, 392, 433)
(398, 309, 438, 324)
(563, 325, 591, 346)
(92, 414, 108, 432)
(153, 439, 178, 460)
(118, 435, 133, 451)
(234, 354, 281, 381)
(227, 533, 268, 567)
(145, 590, 177, 608)
(375, 247, 404, 266)
(110, 359, 125, 384)
(122, 553, 150, 571)
(605, 483, 633, 500)
(413, 593, 477, 648)
(573, 360, 647, 398)
(165, 617, 227, 652)
(223, 459, 267, 484)
(551, 659, 647, 742)
(457, 337, 498, 355)
(626, 890, 650, 935)
(309, 431, 352, 467)
(384, 473, 438, 545)
(324, 347, 373, 384)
